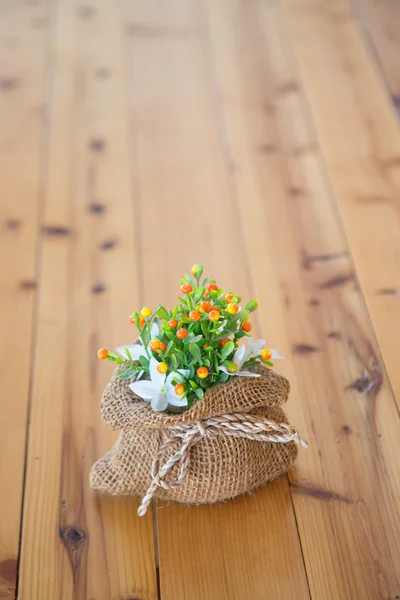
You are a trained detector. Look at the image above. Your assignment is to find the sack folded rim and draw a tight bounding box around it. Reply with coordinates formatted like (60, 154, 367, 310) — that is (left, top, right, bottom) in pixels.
(101, 364, 290, 431)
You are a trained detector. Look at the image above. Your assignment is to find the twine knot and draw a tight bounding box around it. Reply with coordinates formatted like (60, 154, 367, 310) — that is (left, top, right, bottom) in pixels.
(137, 412, 308, 517)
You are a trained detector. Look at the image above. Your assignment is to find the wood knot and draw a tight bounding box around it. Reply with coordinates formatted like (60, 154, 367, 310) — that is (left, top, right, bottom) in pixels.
(42, 225, 71, 236)
(92, 281, 106, 294)
(89, 138, 106, 152)
(293, 344, 320, 355)
(60, 525, 87, 549)
(89, 202, 106, 213)
(0, 558, 17, 583)
(5, 218, 21, 229)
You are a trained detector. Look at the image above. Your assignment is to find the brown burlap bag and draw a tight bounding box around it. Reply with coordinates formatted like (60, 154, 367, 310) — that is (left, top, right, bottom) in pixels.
(90, 366, 306, 515)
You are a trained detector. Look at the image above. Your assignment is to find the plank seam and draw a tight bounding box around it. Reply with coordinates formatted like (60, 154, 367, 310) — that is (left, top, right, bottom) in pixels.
(14, 0, 60, 597)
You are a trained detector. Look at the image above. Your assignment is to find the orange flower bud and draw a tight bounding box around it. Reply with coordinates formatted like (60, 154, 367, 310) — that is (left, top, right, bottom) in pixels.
(261, 349, 272, 361)
(129, 316, 135, 324)
(139, 317, 145, 329)
(203, 290, 210, 298)
(149, 339, 161, 351)
(97, 348, 108, 360)
(181, 284, 192, 294)
(241, 322, 252, 332)
(219, 338, 230, 347)
(197, 367, 209, 379)
(189, 310, 201, 322)
(140, 306, 152, 317)
(174, 383, 185, 396)
(225, 294, 233, 303)
(227, 303, 239, 315)
(207, 283, 219, 292)
(176, 328, 188, 339)
(200, 301, 212, 312)
(227, 361, 238, 373)
(159, 342, 167, 352)
(208, 309, 220, 322)
(168, 319, 178, 328)
(157, 362, 168, 374)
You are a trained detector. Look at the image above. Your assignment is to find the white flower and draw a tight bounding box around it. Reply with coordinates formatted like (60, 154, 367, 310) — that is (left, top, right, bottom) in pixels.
(218, 345, 260, 378)
(269, 349, 284, 360)
(248, 338, 266, 357)
(129, 357, 190, 412)
(116, 321, 161, 362)
(248, 339, 284, 361)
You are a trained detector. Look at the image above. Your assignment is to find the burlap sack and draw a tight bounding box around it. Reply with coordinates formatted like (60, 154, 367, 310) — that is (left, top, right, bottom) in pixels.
(90, 366, 303, 513)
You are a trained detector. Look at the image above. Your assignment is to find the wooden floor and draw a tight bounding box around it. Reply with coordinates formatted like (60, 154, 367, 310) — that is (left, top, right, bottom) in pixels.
(1, 0, 400, 598)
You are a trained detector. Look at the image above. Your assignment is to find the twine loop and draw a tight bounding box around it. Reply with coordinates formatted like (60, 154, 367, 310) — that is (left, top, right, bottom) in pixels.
(137, 412, 308, 516)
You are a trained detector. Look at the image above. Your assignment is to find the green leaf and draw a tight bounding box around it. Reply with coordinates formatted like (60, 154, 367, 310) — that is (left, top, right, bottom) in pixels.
(124, 347, 133, 361)
(189, 344, 201, 362)
(164, 340, 175, 357)
(199, 378, 211, 389)
(201, 275, 209, 286)
(139, 355, 149, 368)
(184, 274, 195, 287)
(193, 286, 205, 303)
(119, 367, 138, 380)
(204, 346, 213, 353)
(171, 353, 178, 369)
(164, 330, 175, 340)
(188, 365, 195, 378)
(189, 380, 198, 389)
(195, 388, 204, 399)
(218, 371, 230, 383)
(235, 330, 246, 339)
(221, 341, 235, 359)
(156, 305, 169, 320)
(237, 309, 249, 321)
(180, 317, 192, 324)
(190, 334, 203, 344)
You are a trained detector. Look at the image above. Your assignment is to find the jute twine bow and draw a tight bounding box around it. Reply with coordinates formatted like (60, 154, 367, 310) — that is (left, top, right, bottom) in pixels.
(138, 412, 308, 516)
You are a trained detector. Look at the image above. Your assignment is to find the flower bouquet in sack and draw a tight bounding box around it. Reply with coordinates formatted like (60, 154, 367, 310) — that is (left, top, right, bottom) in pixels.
(90, 265, 307, 516)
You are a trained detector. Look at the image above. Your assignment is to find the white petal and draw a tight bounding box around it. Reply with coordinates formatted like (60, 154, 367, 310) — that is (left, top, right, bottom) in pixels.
(149, 357, 166, 386)
(151, 321, 160, 338)
(218, 366, 229, 374)
(129, 380, 157, 400)
(166, 387, 189, 408)
(249, 338, 265, 356)
(151, 392, 169, 412)
(237, 370, 261, 377)
(166, 369, 190, 386)
(270, 349, 284, 360)
(234, 345, 247, 367)
(116, 343, 145, 361)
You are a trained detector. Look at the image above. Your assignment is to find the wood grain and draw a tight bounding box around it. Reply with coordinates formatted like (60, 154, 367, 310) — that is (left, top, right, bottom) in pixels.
(0, 2, 49, 598)
(351, 0, 400, 99)
(202, 0, 400, 598)
(281, 0, 400, 412)
(121, 1, 310, 598)
(17, 0, 157, 598)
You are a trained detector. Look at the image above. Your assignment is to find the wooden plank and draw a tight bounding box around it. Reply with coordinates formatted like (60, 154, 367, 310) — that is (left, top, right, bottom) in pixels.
(281, 0, 400, 412)
(352, 0, 400, 99)
(121, 1, 310, 598)
(0, 2, 49, 598)
(202, 0, 400, 598)
(17, 1, 157, 598)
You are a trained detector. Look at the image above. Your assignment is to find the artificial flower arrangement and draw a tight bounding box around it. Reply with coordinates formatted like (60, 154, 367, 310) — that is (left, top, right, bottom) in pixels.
(91, 265, 307, 516)
(97, 263, 282, 412)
